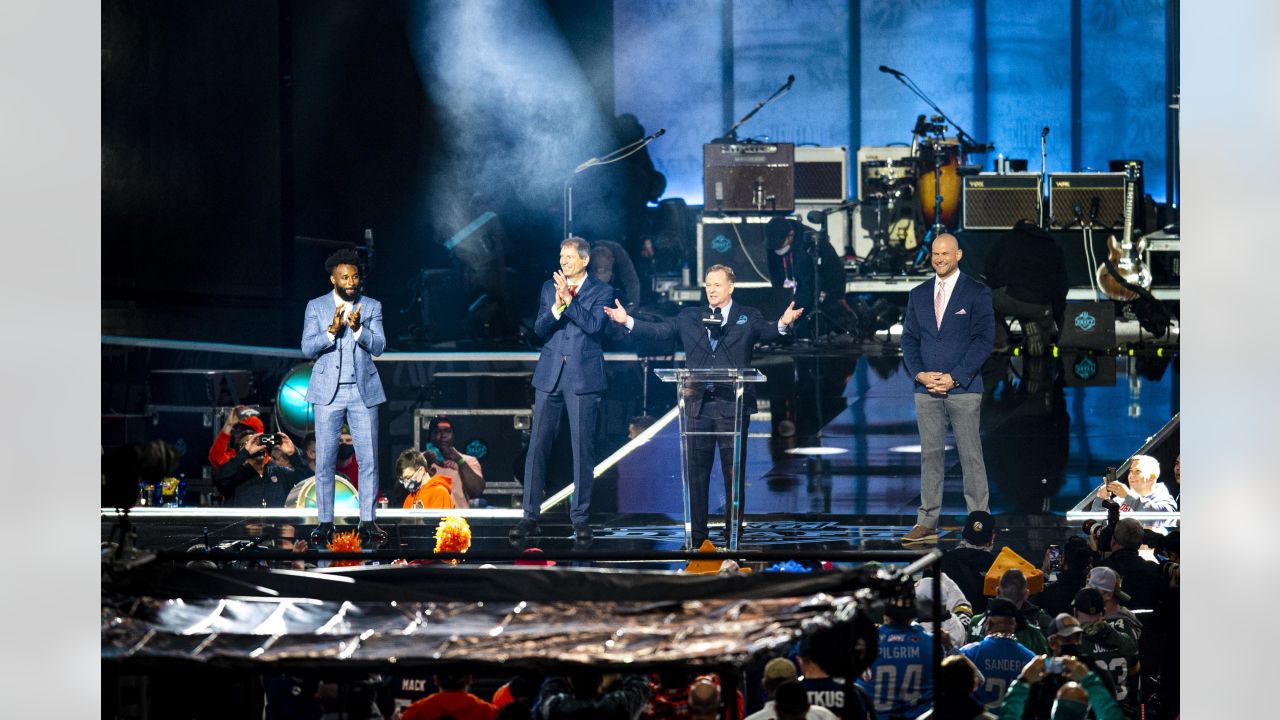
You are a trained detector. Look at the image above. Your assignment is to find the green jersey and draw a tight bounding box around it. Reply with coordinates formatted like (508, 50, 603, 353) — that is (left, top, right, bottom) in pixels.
(1078, 621, 1140, 717)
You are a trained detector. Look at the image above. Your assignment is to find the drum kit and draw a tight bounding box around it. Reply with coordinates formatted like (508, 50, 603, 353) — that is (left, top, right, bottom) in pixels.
(857, 115, 984, 274)
(858, 65, 994, 274)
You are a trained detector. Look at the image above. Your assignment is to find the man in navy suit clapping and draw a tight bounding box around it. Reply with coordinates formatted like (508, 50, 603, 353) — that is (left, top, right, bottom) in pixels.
(900, 234, 994, 546)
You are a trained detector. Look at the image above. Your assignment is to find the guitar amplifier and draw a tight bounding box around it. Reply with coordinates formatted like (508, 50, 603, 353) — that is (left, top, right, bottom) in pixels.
(703, 143, 795, 212)
(794, 146, 848, 203)
(1048, 173, 1126, 230)
(696, 215, 772, 287)
(961, 174, 1042, 230)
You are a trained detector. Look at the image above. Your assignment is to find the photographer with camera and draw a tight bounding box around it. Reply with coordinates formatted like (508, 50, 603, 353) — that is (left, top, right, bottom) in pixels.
(213, 424, 309, 508)
(996, 655, 1125, 720)
(1096, 518, 1167, 611)
(207, 405, 264, 470)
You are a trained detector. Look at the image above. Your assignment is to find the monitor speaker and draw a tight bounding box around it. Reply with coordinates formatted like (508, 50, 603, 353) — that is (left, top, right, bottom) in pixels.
(1058, 301, 1116, 351)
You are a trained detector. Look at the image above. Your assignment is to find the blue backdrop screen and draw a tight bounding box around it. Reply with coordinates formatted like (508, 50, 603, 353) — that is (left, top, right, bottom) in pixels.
(613, 0, 1171, 205)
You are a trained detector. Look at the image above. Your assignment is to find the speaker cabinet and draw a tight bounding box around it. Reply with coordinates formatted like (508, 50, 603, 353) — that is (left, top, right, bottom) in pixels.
(696, 215, 772, 287)
(961, 174, 1042, 230)
(794, 146, 849, 203)
(703, 143, 795, 212)
(1048, 173, 1125, 230)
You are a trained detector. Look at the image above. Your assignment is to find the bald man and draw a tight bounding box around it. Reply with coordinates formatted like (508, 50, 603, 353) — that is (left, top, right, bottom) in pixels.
(899, 234, 994, 545)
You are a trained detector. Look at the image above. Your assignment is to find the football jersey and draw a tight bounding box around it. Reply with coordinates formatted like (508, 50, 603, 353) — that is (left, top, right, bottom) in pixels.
(802, 676, 846, 713)
(959, 635, 1035, 709)
(1078, 621, 1140, 717)
(855, 623, 935, 720)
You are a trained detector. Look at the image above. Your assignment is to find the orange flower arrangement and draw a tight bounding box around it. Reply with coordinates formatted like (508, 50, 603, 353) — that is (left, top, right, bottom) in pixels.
(433, 515, 472, 564)
(327, 529, 363, 567)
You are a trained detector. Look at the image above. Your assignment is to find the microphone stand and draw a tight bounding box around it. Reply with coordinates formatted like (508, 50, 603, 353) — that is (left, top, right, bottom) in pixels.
(882, 69, 989, 155)
(882, 67, 992, 269)
(564, 130, 665, 240)
(716, 75, 794, 142)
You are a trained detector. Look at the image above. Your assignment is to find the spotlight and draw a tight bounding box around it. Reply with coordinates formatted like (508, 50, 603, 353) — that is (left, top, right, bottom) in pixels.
(275, 363, 315, 436)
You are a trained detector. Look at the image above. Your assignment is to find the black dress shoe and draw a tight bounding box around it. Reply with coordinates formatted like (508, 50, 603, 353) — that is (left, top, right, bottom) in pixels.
(356, 521, 388, 547)
(509, 519, 540, 542)
(572, 523, 593, 543)
(310, 522, 335, 547)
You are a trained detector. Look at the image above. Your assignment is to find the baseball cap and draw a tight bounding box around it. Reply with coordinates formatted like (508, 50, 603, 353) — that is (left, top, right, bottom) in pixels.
(1072, 588, 1105, 615)
(1050, 613, 1084, 638)
(962, 511, 995, 545)
(1086, 566, 1131, 602)
(986, 597, 1019, 618)
(764, 657, 798, 683)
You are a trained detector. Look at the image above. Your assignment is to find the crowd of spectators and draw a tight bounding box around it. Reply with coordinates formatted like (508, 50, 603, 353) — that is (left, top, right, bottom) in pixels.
(202, 407, 487, 511)
(190, 413, 1179, 720)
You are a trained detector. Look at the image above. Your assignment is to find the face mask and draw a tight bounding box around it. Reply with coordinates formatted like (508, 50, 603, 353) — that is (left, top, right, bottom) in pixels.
(337, 444, 356, 461)
(401, 468, 423, 492)
(1051, 698, 1089, 720)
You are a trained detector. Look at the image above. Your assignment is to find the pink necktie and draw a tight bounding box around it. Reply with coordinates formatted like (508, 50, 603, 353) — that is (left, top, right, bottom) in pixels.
(934, 279, 945, 329)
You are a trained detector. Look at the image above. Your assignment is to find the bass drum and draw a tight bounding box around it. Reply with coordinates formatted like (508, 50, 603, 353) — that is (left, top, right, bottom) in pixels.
(916, 138, 962, 229)
(285, 474, 361, 511)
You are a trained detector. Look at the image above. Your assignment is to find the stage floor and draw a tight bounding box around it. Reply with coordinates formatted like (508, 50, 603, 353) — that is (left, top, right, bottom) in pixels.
(105, 352, 1177, 567)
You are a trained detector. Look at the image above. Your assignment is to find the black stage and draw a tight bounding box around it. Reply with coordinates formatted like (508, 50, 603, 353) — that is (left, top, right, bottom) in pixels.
(104, 349, 1178, 569)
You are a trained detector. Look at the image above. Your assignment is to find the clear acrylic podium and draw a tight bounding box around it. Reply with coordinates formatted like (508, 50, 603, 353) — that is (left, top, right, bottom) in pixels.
(654, 368, 766, 550)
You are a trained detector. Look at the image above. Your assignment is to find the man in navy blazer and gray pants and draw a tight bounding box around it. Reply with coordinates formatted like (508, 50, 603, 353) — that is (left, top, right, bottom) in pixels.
(510, 237, 615, 544)
(899, 234, 994, 546)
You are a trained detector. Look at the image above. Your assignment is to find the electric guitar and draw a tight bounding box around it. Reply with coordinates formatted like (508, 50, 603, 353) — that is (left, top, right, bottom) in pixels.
(1096, 163, 1150, 301)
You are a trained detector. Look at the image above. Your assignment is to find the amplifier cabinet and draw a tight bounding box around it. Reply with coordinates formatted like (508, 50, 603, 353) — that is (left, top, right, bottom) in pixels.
(1048, 173, 1126, 230)
(703, 143, 795, 212)
(696, 215, 773, 287)
(962, 174, 1042, 230)
(794, 146, 849, 203)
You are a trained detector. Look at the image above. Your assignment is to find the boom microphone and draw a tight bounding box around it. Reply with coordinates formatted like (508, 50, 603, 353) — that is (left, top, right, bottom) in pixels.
(1041, 126, 1050, 138)
(806, 209, 826, 224)
(878, 65, 904, 77)
(785, 74, 796, 88)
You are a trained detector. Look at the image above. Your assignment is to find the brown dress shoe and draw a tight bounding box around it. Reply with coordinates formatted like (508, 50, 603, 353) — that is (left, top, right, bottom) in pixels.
(900, 524, 939, 545)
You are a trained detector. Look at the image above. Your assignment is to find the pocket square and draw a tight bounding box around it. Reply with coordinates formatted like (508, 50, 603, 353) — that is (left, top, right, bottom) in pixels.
(955, 308, 967, 315)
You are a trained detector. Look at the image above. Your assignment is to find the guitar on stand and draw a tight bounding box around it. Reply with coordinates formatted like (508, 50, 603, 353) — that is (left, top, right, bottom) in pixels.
(1096, 163, 1150, 301)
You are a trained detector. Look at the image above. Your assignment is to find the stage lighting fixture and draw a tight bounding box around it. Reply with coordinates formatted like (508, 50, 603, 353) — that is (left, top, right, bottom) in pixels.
(275, 362, 315, 436)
